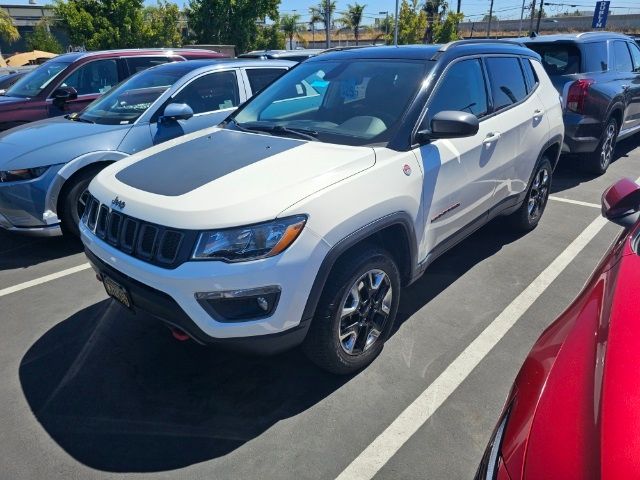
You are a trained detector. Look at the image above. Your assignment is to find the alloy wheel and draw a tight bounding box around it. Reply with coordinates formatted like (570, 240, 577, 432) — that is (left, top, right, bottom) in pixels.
(527, 167, 550, 222)
(338, 269, 393, 356)
(600, 122, 616, 170)
(77, 189, 90, 220)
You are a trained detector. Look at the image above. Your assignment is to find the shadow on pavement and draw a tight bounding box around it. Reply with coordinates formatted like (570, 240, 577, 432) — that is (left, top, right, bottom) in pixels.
(551, 135, 640, 194)
(0, 230, 83, 271)
(19, 300, 348, 473)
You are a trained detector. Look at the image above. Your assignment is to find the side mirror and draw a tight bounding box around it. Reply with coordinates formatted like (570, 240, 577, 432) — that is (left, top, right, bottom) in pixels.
(602, 178, 640, 227)
(415, 111, 479, 143)
(159, 103, 194, 124)
(52, 86, 78, 106)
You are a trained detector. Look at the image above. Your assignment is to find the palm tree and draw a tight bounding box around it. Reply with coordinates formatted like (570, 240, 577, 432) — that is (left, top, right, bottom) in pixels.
(281, 14, 302, 50)
(339, 3, 366, 46)
(423, 0, 448, 43)
(0, 8, 20, 44)
(309, 1, 336, 48)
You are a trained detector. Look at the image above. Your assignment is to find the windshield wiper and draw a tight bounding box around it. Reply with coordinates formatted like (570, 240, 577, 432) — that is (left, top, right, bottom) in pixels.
(66, 114, 94, 124)
(233, 121, 318, 141)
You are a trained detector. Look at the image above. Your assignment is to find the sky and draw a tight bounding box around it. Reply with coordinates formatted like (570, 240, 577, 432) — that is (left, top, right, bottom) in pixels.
(2, 0, 639, 23)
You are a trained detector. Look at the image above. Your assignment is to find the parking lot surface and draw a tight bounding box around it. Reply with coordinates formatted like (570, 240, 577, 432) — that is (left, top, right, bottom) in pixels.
(1, 137, 639, 480)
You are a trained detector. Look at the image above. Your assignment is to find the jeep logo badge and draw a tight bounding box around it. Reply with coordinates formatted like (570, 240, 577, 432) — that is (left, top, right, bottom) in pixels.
(111, 196, 126, 209)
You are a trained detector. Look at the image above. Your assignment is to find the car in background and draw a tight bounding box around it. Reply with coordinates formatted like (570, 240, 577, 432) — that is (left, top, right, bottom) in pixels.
(79, 41, 562, 374)
(0, 48, 227, 132)
(0, 59, 293, 237)
(524, 32, 640, 175)
(0, 71, 28, 95)
(238, 49, 324, 62)
(476, 177, 640, 480)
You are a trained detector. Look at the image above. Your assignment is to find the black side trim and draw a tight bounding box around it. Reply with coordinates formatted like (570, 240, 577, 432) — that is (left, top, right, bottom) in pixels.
(301, 212, 418, 323)
(85, 248, 310, 355)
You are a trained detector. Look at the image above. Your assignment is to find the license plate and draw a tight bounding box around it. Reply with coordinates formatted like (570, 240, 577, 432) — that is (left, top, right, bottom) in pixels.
(103, 274, 132, 309)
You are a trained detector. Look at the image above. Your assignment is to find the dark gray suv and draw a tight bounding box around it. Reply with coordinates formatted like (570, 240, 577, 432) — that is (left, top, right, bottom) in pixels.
(524, 32, 640, 174)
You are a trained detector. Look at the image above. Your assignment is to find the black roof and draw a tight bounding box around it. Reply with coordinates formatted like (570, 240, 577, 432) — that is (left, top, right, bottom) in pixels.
(310, 41, 538, 63)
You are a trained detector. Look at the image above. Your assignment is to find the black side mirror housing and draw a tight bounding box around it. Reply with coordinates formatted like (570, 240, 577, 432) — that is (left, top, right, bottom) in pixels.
(52, 86, 78, 106)
(415, 110, 480, 143)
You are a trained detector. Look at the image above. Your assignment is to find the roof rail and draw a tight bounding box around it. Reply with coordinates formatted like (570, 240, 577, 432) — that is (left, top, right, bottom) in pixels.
(575, 31, 629, 38)
(437, 39, 525, 53)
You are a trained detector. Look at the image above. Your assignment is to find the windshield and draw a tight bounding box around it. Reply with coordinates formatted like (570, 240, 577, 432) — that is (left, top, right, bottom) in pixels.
(78, 68, 185, 125)
(231, 59, 430, 146)
(5, 60, 72, 98)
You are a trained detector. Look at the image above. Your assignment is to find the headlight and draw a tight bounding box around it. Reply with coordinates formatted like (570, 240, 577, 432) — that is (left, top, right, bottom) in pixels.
(192, 215, 307, 262)
(0, 166, 50, 183)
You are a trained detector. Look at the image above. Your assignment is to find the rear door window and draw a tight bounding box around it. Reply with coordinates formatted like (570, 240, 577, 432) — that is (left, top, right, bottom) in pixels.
(245, 68, 288, 94)
(582, 42, 608, 72)
(485, 57, 528, 112)
(612, 41, 633, 72)
(526, 43, 581, 75)
(126, 57, 171, 75)
(425, 58, 488, 125)
(627, 42, 640, 73)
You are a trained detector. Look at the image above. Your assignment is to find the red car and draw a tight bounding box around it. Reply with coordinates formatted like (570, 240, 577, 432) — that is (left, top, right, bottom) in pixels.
(477, 178, 640, 480)
(0, 48, 226, 131)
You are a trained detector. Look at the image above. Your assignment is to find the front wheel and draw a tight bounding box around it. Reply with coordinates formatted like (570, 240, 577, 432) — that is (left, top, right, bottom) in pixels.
(303, 246, 401, 375)
(59, 167, 103, 237)
(507, 158, 552, 232)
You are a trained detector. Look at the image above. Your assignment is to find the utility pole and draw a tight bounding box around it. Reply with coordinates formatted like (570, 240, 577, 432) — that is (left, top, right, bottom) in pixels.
(528, 0, 537, 34)
(393, 0, 399, 46)
(456, 0, 461, 13)
(325, 0, 331, 49)
(486, 0, 494, 38)
(535, 0, 544, 34)
(518, 0, 526, 36)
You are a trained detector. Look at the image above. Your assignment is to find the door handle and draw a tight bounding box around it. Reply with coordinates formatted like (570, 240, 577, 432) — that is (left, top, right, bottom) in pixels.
(533, 109, 544, 118)
(483, 132, 501, 144)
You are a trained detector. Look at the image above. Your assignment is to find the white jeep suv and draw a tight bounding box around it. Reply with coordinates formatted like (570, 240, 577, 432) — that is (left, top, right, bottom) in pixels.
(81, 42, 564, 374)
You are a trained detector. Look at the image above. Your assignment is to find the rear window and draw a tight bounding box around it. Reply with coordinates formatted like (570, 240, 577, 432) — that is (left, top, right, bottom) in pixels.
(582, 42, 608, 72)
(526, 43, 581, 75)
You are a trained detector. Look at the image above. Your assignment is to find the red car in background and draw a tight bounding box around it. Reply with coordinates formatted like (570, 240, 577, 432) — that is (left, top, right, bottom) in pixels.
(476, 178, 640, 480)
(0, 48, 226, 131)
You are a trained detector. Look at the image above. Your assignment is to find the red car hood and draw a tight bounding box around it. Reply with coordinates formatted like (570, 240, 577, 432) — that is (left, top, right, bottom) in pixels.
(501, 225, 640, 479)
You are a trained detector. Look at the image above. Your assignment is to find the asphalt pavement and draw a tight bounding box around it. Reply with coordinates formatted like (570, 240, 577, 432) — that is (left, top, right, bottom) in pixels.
(0, 136, 639, 480)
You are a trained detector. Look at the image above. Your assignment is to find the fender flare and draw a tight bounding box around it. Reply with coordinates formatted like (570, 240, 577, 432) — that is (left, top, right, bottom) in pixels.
(300, 211, 418, 324)
(45, 151, 129, 215)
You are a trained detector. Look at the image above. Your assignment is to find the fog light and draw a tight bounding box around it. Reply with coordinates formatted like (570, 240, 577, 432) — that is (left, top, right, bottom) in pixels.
(195, 286, 281, 322)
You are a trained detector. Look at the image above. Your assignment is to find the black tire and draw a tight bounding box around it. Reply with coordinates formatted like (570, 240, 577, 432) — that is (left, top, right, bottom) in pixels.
(507, 158, 552, 232)
(302, 245, 401, 375)
(59, 166, 103, 237)
(582, 117, 618, 176)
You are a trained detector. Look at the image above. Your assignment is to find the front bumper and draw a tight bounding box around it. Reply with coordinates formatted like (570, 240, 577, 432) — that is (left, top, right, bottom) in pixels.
(80, 221, 329, 353)
(0, 165, 63, 235)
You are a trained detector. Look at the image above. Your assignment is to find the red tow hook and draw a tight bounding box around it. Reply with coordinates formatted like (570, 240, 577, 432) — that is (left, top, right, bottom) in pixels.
(171, 327, 190, 342)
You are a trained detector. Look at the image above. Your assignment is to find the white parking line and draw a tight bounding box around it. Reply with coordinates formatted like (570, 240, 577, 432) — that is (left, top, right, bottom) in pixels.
(335, 214, 611, 480)
(549, 196, 601, 209)
(0, 263, 91, 298)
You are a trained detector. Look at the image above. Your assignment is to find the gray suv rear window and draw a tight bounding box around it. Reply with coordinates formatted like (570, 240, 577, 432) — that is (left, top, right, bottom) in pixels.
(582, 42, 608, 72)
(526, 43, 581, 75)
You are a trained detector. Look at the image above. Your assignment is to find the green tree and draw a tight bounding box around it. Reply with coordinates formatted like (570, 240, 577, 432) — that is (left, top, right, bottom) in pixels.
(339, 3, 366, 45)
(481, 14, 497, 22)
(397, 0, 426, 45)
(54, 0, 147, 50)
(423, 0, 447, 43)
(433, 11, 462, 43)
(143, 1, 182, 47)
(0, 7, 20, 44)
(254, 21, 285, 50)
(26, 20, 63, 53)
(281, 13, 301, 49)
(187, 0, 280, 54)
(309, 1, 336, 47)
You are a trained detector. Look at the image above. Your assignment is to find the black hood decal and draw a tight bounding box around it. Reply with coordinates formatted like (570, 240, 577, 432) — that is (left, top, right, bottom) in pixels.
(115, 130, 303, 197)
